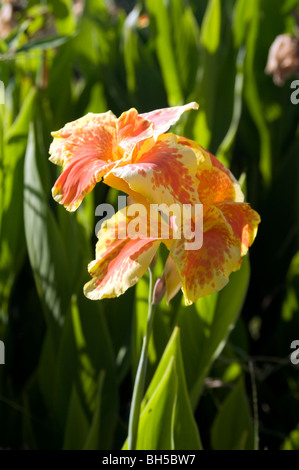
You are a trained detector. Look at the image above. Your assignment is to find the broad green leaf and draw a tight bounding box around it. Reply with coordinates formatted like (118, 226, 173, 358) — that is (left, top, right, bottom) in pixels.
(123, 356, 177, 450)
(142, 327, 202, 449)
(216, 46, 245, 166)
(170, 0, 200, 98)
(24, 124, 72, 344)
(0, 88, 37, 320)
(243, 0, 272, 185)
(122, 6, 166, 110)
(146, 0, 183, 105)
(54, 294, 118, 449)
(136, 357, 177, 450)
(50, 0, 77, 35)
(211, 378, 254, 450)
(233, 0, 257, 48)
(63, 384, 89, 450)
(178, 256, 250, 408)
(84, 372, 105, 450)
(125, 327, 202, 450)
(192, 0, 237, 153)
(201, 0, 221, 54)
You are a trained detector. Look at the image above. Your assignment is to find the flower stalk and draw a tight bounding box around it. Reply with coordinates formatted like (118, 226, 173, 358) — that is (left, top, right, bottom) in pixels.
(128, 266, 156, 450)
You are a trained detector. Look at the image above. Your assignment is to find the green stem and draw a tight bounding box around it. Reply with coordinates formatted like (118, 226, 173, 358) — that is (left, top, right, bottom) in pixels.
(128, 266, 156, 450)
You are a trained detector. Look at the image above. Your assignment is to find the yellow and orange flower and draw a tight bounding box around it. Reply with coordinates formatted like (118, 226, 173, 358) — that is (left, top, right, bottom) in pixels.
(49, 102, 199, 211)
(50, 103, 260, 305)
(83, 137, 260, 305)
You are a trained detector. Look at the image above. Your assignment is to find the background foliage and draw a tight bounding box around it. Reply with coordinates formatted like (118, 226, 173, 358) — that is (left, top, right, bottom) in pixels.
(0, 0, 299, 450)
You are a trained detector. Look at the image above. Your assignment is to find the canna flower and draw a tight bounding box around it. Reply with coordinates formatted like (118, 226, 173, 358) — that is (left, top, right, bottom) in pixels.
(49, 102, 199, 211)
(84, 137, 260, 305)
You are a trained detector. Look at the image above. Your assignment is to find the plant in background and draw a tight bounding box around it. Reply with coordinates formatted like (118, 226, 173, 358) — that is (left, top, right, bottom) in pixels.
(49, 103, 260, 449)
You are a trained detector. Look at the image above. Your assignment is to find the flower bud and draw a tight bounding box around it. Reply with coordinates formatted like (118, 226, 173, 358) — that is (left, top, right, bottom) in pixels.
(152, 276, 166, 306)
(265, 34, 299, 86)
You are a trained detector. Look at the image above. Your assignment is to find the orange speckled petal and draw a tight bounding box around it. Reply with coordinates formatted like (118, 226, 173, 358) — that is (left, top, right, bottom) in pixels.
(49, 111, 117, 167)
(209, 154, 244, 203)
(196, 165, 238, 206)
(117, 108, 154, 154)
(52, 158, 115, 212)
(84, 208, 161, 300)
(177, 137, 244, 203)
(51, 124, 118, 211)
(140, 102, 199, 140)
(170, 205, 241, 305)
(215, 202, 261, 256)
(104, 134, 199, 206)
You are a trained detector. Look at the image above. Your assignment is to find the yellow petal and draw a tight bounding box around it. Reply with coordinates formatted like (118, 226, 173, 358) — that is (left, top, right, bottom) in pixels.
(104, 133, 199, 207)
(84, 208, 162, 300)
(170, 206, 241, 305)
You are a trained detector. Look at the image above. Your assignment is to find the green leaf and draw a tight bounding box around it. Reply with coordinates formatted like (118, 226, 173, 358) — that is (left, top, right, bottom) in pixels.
(201, 0, 221, 54)
(281, 424, 299, 450)
(178, 256, 250, 408)
(243, 0, 272, 185)
(54, 294, 118, 449)
(126, 327, 202, 450)
(137, 357, 177, 450)
(16, 34, 73, 53)
(146, 0, 183, 105)
(192, 0, 236, 152)
(123, 356, 177, 450)
(141, 327, 202, 450)
(63, 384, 89, 450)
(24, 124, 72, 345)
(84, 372, 105, 450)
(233, 0, 257, 48)
(0, 87, 37, 320)
(122, 6, 166, 110)
(170, 0, 200, 98)
(132, 252, 181, 387)
(211, 377, 254, 450)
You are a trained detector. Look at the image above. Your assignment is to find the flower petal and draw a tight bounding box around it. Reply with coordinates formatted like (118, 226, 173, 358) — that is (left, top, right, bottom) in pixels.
(140, 102, 199, 140)
(49, 111, 117, 167)
(52, 158, 115, 212)
(51, 123, 118, 211)
(208, 153, 244, 203)
(196, 165, 238, 206)
(177, 136, 244, 203)
(170, 205, 241, 305)
(117, 108, 154, 154)
(84, 208, 161, 300)
(104, 133, 199, 206)
(215, 202, 261, 256)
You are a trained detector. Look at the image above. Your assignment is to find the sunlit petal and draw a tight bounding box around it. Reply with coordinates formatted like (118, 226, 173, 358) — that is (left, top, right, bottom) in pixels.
(49, 111, 117, 167)
(104, 134, 199, 206)
(84, 208, 161, 299)
(140, 102, 199, 140)
(170, 206, 241, 305)
(51, 124, 118, 211)
(215, 201, 261, 256)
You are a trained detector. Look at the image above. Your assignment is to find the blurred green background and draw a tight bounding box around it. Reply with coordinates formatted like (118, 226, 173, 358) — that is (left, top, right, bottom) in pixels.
(1, 0, 299, 450)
